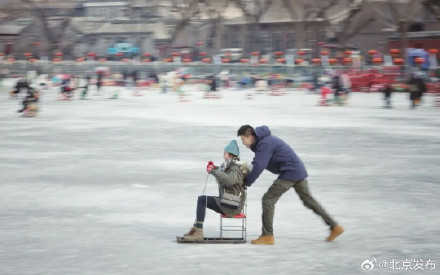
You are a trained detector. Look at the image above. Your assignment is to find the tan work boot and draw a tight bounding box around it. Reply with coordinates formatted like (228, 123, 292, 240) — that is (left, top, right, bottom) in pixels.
(183, 227, 204, 241)
(251, 235, 275, 245)
(183, 226, 196, 237)
(327, 225, 344, 242)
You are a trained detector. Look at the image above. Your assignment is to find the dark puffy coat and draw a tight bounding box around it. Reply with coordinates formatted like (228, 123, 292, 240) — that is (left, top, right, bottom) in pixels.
(245, 126, 308, 186)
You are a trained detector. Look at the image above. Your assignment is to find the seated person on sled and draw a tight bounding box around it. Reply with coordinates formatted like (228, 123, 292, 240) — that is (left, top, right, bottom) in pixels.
(183, 140, 249, 241)
(17, 86, 39, 114)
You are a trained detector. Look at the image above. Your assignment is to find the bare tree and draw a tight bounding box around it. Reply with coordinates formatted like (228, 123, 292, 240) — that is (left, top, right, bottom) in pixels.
(202, 0, 229, 53)
(231, 0, 274, 52)
(383, 0, 417, 55)
(423, 0, 440, 23)
(332, 0, 368, 46)
(281, 0, 340, 49)
(166, 0, 201, 52)
(1, 0, 77, 55)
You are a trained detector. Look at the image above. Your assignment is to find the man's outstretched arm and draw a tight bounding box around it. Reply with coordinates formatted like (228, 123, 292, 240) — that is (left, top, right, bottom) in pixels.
(245, 142, 271, 187)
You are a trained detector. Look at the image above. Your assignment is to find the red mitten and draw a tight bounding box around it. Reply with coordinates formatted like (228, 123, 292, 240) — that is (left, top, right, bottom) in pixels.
(207, 161, 215, 169)
(207, 165, 214, 173)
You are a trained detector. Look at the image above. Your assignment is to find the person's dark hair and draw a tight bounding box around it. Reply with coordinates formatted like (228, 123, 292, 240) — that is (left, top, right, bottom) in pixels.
(237, 125, 254, 137)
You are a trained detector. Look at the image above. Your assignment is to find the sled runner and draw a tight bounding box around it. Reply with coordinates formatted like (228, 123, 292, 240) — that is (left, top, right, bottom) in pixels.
(176, 236, 246, 244)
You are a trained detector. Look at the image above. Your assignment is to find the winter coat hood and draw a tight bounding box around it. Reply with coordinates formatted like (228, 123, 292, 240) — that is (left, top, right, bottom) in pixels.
(234, 160, 251, 177)
(251, 125, 271, 151)
(254, 125, 271, 139)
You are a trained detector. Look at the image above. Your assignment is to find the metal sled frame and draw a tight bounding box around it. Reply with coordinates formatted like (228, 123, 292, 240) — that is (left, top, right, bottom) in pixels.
(219, 204, 247, 242)
(176, 236, 246, 244)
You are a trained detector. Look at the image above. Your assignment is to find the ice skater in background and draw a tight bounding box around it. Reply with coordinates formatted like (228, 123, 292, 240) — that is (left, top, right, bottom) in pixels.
(382, 83, 393, 108)
(182, 140, 249, 241)
(407, 73, 426, 109)
(17, 85, 39, 116)
(95, 72, 103, 95)
(237, 125, 343, 245)
(79, 75, 91, 100)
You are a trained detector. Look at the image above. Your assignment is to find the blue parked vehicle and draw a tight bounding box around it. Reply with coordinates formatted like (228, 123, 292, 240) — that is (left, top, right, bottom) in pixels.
(406, 48, 429, 69)
(107, 43, 139, 58)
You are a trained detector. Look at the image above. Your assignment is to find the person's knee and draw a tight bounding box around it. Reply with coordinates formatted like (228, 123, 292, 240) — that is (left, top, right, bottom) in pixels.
(262, 194, 275, 207)
(301, 199, 312, 209)
(197, 195, 207, 204)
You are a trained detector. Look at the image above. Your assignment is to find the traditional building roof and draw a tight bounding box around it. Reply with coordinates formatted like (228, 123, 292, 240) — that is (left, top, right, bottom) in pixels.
(0, 24, 27, 35)
(71, 17, 170, 39)
(83, 2, 128, 8)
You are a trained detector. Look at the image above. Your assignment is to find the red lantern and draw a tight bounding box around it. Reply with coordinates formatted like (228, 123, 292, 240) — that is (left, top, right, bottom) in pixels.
(311, 58, 321, 64)
(294, 59, 304, 64)
(0, 52, 4, 56)
(33, 42, 41, 46)
(54, 52, 63, 57)
(277, 58, 286, 63)
(318, 42, 326, 46)
(368, 50, 377, 55)
(393, 58, 404, 64)
(163, 57, 172, 62)
(343, 57, 352, 63)
(389, 49, 400, 55)
(171, 52, 180, 56)
(143, 53, 152, 57)
(297, 51, 306, 56)
(321, 50, 329, 56)
(221, 58, 231, 63)
(274, 51, 284, 56)
(240, 58, 250, 63)
(29, 58, 37, 62)
(122, 58, 130, 62)
(259, 59, 268, 64)
(202, 58, 211, 63)
(53, 57, 62, 62)
(7, 58, 15, 62)
(415, 57, 425, 64)
(76, 57, 85, 62)
(198, 52, 207, 57)
(24, 52, 33, 58)
(329, 58, 338, 65)
(429, 49, 438, 54)
(182, 58, 192, 62)
(115, 52, 123, 57)
(344, 50, 352, 55)
(195, 41, 204, 46)
(250, 51, 260, 56)
(87, 52, 96, 57)
(372, 57, 383, 63)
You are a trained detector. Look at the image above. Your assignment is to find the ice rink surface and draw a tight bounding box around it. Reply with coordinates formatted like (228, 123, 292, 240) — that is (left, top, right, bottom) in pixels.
(1, 84, 439, 274)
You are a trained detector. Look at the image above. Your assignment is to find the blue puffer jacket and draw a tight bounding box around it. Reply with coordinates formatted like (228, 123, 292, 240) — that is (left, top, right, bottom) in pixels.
(245, 125, 308, 186)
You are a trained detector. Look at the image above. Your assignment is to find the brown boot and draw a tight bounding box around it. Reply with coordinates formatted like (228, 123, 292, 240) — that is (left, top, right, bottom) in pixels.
(251, 235, 275, 245)
(183, 227, 204, 241)
(327, 225, 344, 242)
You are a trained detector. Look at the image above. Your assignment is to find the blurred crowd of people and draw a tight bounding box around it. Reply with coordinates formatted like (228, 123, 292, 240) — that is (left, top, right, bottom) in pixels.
(2, 64, 438, 118)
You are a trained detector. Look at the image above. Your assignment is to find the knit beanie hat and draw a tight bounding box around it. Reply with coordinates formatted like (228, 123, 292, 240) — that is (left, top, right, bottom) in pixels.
(224, 140, 240, 156)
